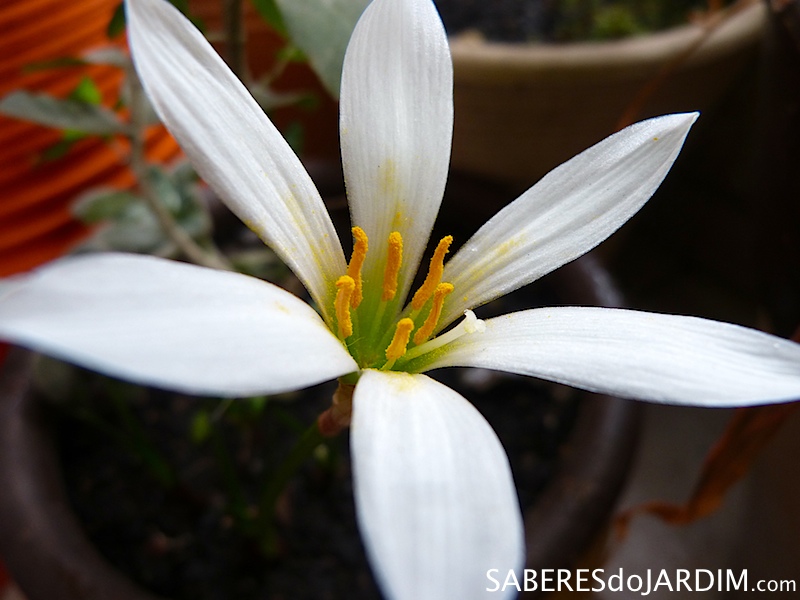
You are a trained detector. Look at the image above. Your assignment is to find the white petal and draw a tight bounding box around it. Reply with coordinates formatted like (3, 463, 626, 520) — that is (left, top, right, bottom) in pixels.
(351, 370, 523, 600)
(340, 0, 453, 303)
(126, 0, 345, 319)
(439, 113, 698, 330)
(419, 307, 800, 407)
(0, 254, 357, 397)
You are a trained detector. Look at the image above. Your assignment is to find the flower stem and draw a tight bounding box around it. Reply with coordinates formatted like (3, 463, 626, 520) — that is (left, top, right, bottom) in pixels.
(255, 418, 327, 554)
(107, 384, 176, 489)
(222, 0, 247, 81)
(210, 423, 254, 532)
(127, 65, 232, 271)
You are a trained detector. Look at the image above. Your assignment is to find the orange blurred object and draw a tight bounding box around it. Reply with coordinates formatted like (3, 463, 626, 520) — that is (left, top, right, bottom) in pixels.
(0, 0, 181, 277)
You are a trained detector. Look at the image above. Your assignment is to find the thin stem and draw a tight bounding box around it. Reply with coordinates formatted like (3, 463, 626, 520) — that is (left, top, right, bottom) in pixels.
(108, 384, 176, 488)
(126, 65, 232, 271)
(255, 419, 326, 552)
(260, 48, 293, 86)
(222, 0, 247, 81)
(210, 425, 256, 533)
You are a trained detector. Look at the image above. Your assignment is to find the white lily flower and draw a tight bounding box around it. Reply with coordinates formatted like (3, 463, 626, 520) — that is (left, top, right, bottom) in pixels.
(1, 0, 799, 598)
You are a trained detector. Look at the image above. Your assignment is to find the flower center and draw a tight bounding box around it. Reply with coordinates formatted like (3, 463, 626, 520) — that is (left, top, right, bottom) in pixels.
(332, 227, 481, 371)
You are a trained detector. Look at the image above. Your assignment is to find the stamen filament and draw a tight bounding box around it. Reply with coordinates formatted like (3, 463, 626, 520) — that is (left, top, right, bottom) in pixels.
(381, 231, 403, 301)
(347, 227, 368, 308)
(413, 282, 454, 345)
(401, 310, 485, 364)
(410, 235, 453, 310)
(384, 318, 415, 367)
(334, 276, 355, 339)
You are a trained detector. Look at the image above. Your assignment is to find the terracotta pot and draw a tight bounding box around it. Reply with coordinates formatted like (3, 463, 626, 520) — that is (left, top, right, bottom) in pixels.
(0, 0, 181, 277)
(0, 252, 639, 600)
(449, 1, 766, 187)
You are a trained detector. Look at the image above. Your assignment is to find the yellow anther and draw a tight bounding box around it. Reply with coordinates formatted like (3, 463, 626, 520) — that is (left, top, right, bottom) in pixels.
(347, 226, 368, 308)
(381, 231, 403, 301)
(413, 282, 454, 345)
(385, 318, 415, 362)
(335, 276, 355, 339)
(411, 235, 453, 310)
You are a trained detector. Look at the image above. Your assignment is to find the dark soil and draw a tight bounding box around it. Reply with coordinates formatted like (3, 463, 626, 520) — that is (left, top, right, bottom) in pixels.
(434, 0, 735, 42)
(47, 281, 580, 600)
(46, 168, 584, 600)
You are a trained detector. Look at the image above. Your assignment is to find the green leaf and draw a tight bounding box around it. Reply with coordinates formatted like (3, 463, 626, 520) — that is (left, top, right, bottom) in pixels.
(75, 164, 213, 255)
(145, 166, 184, 214)
(273, 0, 370, 98)
(275, 44, 306, 63)
(248, 81, 312, 112)
(107, 0, 200, 37)
(83, 47, 130, 68)
(39, 139, 77, 162)
(62, 129, 89, 142)
(107, 2, 126, 38)
(23, 48, 129, 71)
(81, 202, 167, 253)
(245, 395, 268, 417)
(249, 0, 287, 34)
(0, 91, 125, 135)
(168, 0, 190, 14)
(72, 189, 142, 223)
(190, 410, 212, 443)
(167, 0, 205, 30)
(70, 76, 103, 105)
(23, 57, 87, 72)
(281, 121, 304, 155)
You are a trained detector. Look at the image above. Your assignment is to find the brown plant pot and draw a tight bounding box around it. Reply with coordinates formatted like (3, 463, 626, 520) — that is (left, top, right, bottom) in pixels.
(449, 1, 765, 187)
(0, 255, 639, 600)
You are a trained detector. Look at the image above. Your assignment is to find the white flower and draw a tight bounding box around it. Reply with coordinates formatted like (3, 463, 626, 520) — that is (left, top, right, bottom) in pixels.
(1, 0, 799, 598)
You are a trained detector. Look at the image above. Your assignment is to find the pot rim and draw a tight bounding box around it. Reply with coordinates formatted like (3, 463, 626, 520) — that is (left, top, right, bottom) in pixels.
(449, 1, 765, 82)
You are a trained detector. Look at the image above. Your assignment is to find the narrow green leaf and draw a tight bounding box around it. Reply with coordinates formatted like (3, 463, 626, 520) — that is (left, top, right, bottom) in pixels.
(39, 139, 77, 162)
(107, 2, 126, 38)
(191, 410, 212, 443)
(0, 91, 125, 134)
(282, 121, 304, 155)
(247, 395, 268, 416)
(274, 0, 370, 98)
(249, 0, 287, 34)
(108, 0, 198, 38)
(275, 44, 306, 63)
(168, 0, 190, 14)
(23, 57, 88, 72)
(62, 129, 89, 142)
